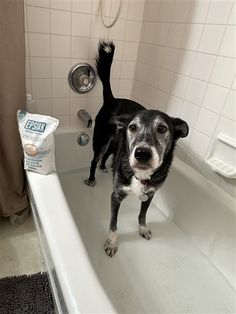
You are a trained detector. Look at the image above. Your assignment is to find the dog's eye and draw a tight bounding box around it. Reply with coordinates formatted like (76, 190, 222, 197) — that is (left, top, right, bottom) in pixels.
(129, 124, 137, 132)
(157, 124, 167, 134)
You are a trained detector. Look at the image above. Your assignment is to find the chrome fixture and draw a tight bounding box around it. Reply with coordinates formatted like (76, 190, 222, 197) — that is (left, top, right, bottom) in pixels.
(77, 133, 90, 146)
(78, 109, 92, 128)
(68, 63, 96, 94)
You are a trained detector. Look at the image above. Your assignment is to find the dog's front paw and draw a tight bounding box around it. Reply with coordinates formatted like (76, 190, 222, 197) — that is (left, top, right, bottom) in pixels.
(105, 230, 118, 257)
(84, 179, 96, 187)
(139, 225, 152, 240)
(104, 239, 118, 257)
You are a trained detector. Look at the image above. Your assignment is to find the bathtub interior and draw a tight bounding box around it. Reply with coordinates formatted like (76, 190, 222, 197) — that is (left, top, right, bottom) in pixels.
(55, 128, 236, 314)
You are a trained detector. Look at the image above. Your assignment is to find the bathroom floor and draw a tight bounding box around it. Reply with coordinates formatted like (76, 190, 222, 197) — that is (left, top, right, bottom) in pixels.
(0, 215, 44, 279)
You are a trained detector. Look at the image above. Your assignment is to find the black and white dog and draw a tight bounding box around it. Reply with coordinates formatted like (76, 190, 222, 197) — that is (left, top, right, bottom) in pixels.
(85, 41, 189, 257)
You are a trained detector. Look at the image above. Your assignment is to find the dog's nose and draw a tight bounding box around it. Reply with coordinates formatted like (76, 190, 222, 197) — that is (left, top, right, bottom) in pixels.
(134, 147, 152, 163)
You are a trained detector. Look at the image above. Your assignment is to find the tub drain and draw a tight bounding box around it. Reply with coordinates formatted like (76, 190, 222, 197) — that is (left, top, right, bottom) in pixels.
(77, 133, 90, 146)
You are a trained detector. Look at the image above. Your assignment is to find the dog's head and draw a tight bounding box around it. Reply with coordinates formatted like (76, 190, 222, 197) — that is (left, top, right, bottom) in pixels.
(112, 110, 188, 179)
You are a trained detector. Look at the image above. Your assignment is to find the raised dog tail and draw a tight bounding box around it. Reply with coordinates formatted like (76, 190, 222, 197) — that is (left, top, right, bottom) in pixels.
(96, 40, 115, 101)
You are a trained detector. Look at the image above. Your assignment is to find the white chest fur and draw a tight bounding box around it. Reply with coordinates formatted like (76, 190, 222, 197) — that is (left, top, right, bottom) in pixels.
(122, 176, 155, 198)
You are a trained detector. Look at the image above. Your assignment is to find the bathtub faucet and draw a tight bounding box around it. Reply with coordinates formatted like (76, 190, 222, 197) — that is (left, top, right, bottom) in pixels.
(78, 110, 92, 128)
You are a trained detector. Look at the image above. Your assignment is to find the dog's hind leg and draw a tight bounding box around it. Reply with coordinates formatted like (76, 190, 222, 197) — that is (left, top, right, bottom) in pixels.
(100, 141, 114, 172)
(84, 153, 101, 186)
(138, 194, 154, 240)
(85, 137, 111, 186)
(104, 191, 126, 257)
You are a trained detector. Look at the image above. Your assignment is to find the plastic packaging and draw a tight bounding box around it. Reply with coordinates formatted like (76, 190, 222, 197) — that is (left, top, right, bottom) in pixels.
(17, 110, 59, 174)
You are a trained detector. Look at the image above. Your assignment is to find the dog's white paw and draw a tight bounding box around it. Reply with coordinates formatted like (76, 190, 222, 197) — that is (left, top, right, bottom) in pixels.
(104, 231, 118, 257)
(104, 239, 118, 257)
(139, 225, 152, 240)
(84, 179, 96, 187)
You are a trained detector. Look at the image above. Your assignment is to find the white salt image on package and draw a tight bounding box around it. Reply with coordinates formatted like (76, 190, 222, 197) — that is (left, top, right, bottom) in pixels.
(24, 144, 39, 156)
(17, 111, 59, 174)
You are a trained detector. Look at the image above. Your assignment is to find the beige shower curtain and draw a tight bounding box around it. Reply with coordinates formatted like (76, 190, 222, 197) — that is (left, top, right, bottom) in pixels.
(0, 0, 29, 217)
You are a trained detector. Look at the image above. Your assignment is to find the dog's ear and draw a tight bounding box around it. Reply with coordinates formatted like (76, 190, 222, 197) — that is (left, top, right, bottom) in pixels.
(172, 118, 189, 139)
(109, 114, 134, 129)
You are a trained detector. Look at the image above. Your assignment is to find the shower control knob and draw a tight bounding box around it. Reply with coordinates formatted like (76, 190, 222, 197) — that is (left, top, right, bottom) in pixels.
(79, 74, 90, 86)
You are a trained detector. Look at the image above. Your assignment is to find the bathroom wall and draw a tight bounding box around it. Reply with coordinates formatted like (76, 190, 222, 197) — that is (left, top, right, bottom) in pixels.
(24, 0, 145, 126)
(24, 0, 236, 197)
(132, 0, 236, 197)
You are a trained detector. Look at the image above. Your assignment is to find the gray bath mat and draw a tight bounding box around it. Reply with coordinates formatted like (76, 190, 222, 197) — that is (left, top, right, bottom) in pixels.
(0, 272, 54, 314)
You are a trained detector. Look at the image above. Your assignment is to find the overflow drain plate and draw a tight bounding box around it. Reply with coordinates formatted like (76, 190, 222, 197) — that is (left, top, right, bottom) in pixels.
(68, 63, 96, 94)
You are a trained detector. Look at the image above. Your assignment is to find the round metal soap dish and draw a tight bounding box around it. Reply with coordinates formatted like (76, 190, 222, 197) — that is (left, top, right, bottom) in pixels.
(68, 63, 97, 94)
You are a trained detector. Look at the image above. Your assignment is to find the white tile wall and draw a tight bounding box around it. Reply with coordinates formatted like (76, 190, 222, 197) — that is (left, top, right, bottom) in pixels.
(25, 0, 236, 197)
(72, 12, 91, 37)
(51, 35, 70, 57)
(210, 56, 236, 88)
(132, 0, 236, 198)
(219, 26, 236, 58)
(28, 33, 51, 56)
(30, 57, 51, 78)
(51, 58, 70, 78)
(51, 9, 71, 35)
(206, 0, 233, 24)
(25, 0, 145, 128)
(31, 78, 51, 98)
(26, 6, 50, 33)
(51, 0, 71, 11)
(202, 83, 228, 113)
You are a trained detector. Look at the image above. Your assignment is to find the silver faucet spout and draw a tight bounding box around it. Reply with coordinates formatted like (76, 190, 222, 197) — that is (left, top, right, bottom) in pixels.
(78, 110, 92, 128)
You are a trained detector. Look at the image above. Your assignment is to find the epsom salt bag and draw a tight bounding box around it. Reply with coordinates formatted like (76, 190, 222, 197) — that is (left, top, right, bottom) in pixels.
(17, 111, 59, 175)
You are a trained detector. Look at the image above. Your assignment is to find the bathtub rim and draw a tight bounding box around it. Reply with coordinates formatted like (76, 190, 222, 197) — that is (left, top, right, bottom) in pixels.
(27, 170, 116, 314)
(27, 154, 236, 313)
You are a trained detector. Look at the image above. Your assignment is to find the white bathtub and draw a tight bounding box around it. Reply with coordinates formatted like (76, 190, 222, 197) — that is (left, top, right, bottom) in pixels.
(27, 127, 236, 314)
